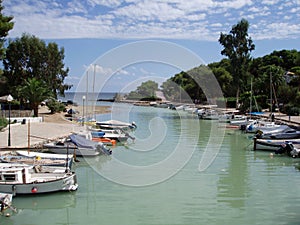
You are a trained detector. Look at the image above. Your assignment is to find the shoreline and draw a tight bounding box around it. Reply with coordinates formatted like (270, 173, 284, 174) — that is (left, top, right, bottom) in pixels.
(1, 102, 299, 150)
(0, 105, 111, 150)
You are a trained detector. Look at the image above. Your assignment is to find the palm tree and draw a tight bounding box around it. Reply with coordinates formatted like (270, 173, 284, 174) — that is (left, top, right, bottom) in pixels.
(17, 78, 53, 117)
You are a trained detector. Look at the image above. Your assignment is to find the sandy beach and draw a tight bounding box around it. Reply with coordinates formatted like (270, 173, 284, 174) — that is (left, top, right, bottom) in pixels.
(0, 105, 111, 149)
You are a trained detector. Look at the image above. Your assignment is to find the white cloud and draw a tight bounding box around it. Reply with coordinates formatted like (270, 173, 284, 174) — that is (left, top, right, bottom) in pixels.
(3, 0, 300, 41)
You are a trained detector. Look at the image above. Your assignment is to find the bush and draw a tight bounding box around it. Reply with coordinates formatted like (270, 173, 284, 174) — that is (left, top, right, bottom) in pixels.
(0, 116, 8, 130)
(46, 99, 66, 114)
(283, 104, 300, 116)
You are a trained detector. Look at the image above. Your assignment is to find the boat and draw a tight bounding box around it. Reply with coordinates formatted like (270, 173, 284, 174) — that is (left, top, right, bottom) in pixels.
(89, 128, 135, 142)
(246, 120, 288, 133)
(0, 193, 15, 213)
(275, 142, 300, 158)
(255, 127, 300, 139)
(198, 109, 219, 120)
(91, 137, 117, 146)
(0, 163, 78, 195)
(0, 154, 73, 168)
(95, 120, 137, 131)
(43, 134, 111, 156)
(253, 138, 300, 151)
(16, 150, 74, 161)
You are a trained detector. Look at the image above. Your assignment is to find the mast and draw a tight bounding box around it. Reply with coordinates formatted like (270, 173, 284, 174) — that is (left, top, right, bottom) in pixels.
(250, 77, 252, 118)
(85, 70, 89, 120)
(270, 69, 272, 113)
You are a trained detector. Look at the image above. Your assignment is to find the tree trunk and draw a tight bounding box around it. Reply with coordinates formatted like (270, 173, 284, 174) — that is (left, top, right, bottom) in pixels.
(33, 105, 39, 117)
(236, 86, 240, 109)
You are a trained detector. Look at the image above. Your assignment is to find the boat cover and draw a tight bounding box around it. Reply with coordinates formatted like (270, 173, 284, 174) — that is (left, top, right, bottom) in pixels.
(70, 134, 96, 149)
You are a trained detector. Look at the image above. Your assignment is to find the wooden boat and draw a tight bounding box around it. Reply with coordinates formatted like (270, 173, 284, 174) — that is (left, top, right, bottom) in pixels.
(0, 163, 78, 196)
(43, 134, 111, 156)
(0, 154, 73, 169)
(253, 138, 300, 151)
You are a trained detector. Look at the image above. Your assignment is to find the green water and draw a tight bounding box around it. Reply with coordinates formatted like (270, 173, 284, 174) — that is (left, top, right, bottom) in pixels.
(2, 105, 300, 225)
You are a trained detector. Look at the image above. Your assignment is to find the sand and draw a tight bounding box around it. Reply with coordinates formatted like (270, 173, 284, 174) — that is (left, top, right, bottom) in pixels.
(0, 105, 111, 149)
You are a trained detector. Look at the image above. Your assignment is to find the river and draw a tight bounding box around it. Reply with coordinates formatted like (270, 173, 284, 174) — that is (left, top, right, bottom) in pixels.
(2, 103, 300, 225)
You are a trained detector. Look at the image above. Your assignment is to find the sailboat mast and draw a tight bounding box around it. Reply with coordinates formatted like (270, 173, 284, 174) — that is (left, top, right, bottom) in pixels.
(270, 69, 272, 113)
(250, 77, 252, 118)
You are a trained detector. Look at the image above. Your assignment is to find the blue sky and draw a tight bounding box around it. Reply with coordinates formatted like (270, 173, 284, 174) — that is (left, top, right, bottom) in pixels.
(3, 0, 300, 92)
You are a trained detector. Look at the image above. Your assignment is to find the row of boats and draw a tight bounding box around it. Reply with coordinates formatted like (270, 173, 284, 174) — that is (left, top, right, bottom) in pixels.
(172, 104, 300, 158)
(0, 119, 137, 215)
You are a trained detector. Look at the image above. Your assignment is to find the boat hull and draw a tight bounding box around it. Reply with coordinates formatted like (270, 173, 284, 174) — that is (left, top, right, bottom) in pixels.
(0, 173, 78, 196)
(254, 138, 300, 151)
(44, 146, 100, 157)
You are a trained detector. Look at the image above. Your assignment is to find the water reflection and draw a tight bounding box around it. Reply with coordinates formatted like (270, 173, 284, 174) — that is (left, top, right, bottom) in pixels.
(217, 132, 250, 209)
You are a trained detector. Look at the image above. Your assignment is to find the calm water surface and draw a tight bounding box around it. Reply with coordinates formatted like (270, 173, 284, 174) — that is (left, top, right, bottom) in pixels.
(2, 104, 300, 225)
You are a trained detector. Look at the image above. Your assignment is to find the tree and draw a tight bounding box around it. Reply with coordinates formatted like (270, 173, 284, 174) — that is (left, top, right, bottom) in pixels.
(0, 0, 14, 60)
(219, 18, 255, 108)
(17, 78, 53, 117)
(127, 80, 159, 100)
(3, 33, 71, 97)
(0, 0, 14, 94)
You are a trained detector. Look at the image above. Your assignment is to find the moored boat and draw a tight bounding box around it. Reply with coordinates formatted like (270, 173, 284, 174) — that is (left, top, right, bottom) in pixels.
(43, 134, 111, 156)
(275, 142, 300, 158)
(0, 163, 78, 196)
(95, 119, 137, 131)
(253, 137, 300, 151)
(0, 154, 73, 169)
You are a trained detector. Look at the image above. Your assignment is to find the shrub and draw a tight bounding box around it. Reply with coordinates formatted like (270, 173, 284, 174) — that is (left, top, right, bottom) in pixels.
(46, 99, 66, 114)
(0, 116, 8, 130)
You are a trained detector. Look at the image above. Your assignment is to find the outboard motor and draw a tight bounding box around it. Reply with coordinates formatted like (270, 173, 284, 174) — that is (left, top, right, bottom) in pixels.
(240, 124, 246, 131)
(275, 144, 287, 155)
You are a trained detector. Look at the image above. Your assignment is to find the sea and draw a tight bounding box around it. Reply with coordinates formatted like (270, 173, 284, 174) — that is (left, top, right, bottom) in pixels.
(2, 102, 300, 225)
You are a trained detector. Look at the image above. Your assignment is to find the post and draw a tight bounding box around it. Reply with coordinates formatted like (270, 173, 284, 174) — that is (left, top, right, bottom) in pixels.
(28, 119, 30, 149)
(7, 94, 13, 147)
(82, 95, 86, 126)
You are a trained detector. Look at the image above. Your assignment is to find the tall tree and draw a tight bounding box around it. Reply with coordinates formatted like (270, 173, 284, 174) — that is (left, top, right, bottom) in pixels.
(0, 0, 14, 60)
(17, 78, 53, 117)
(3, 33, 71, 97)
(0, 0, 14, 91)
(219, 19, 255, 108)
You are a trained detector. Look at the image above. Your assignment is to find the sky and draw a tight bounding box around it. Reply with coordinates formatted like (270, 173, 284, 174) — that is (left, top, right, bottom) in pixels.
(3, 0, 300, 93)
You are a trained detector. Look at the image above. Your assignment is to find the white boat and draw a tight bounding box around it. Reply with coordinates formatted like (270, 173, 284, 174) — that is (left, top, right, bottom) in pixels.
(0, 163, 78, 195)
(43, 134, 111, 156)
(255, 127, 300, 139)
(89, 128, 135, 142)
(183, 106, 198, 114)
(95, 120, 137, 130)
(198, 109, 219, 120)
(0, 152, 73, 169)
(246, 120, 288, 133)
(253, 138, 300, 151)
(16, 151, 74, 160)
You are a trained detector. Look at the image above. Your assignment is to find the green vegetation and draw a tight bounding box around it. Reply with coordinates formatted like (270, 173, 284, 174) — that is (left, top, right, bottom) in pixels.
(126, 80, 160, 100)
(160, 19, 300, 114)
(46, 99, 66, 114)
(17, 78, 54, 117)
(2, 33, 71, 98)
(0, 116, 8, 130)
